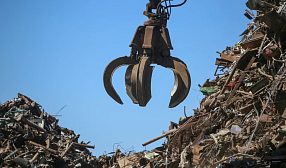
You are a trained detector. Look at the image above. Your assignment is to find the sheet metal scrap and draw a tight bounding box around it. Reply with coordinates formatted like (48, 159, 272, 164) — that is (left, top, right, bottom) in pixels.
(0, 93, 96, 168)
(103, 0, 191, 108)
(141, 1, 286, 168)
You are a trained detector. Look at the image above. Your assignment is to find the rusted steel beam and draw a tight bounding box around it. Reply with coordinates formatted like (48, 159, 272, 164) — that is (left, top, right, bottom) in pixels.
(206, 98, 217, 112)
(28, 141, 58, 155)
(225, 56, 257, 105)
(71, 134, 80, 142)
(61, 142, 95, 157)
(29, 152, 40, 163)
(14, 115, 46, 133)
(142, 129, 177, 146)
(220, 61, 238, 95)
(245, 9, 255, 17)
(4, 149, 19, 160)
(73, 142, 95, 149)
(61, 142, 74, 157)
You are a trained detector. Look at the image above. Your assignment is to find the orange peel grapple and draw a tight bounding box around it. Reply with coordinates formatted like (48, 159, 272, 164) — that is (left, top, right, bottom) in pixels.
(103, 0, 191, 108)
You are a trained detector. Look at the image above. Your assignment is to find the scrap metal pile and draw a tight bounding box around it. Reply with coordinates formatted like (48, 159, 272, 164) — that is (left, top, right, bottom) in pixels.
(152, 0, 286, 167)
(98, 0, 286, 167)
(90, 1, 286, 167)
(0, 93, 96, 168)
(5, 0, 286, 168)
(0, 93, 170, 168)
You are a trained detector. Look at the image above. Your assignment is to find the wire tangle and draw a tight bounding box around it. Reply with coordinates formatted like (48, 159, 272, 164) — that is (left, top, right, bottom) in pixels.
(156, 0, 187, 20)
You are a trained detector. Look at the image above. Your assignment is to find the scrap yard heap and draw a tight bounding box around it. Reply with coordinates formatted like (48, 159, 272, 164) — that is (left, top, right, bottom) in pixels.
(0, 93, 97, 167)
(4, 0, 286, 168)
(163, 0, 286, 167)
(149, 0, 286, 167)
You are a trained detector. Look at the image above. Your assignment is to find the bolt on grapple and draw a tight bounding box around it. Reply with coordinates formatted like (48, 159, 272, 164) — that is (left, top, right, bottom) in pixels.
(103, 0, 191, 108)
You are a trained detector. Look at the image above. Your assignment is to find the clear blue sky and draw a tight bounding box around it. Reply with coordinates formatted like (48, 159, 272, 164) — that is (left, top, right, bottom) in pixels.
(0, 1, 250, 156)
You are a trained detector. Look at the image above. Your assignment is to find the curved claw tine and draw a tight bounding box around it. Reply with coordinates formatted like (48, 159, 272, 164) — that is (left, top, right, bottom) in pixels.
(137, 57, 154, 107)
(159, 56, 191, 108)
(125, 65, 138, 104)
(131, 64, 139, 103)
(169, 73, 188, 108)
(103, 56, 137, 105)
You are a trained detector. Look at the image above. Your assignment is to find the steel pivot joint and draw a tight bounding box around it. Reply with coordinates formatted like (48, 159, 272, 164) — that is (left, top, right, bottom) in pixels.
(103, 0, 190, 108)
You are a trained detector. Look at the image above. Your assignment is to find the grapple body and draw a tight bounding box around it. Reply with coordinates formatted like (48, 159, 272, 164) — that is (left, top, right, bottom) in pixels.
(103, 0, 191, 108)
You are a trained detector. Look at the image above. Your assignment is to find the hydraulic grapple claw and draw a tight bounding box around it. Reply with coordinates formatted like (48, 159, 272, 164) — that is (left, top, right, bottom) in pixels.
(103, 0, 190, 108)
(160, 56, 191, 108)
